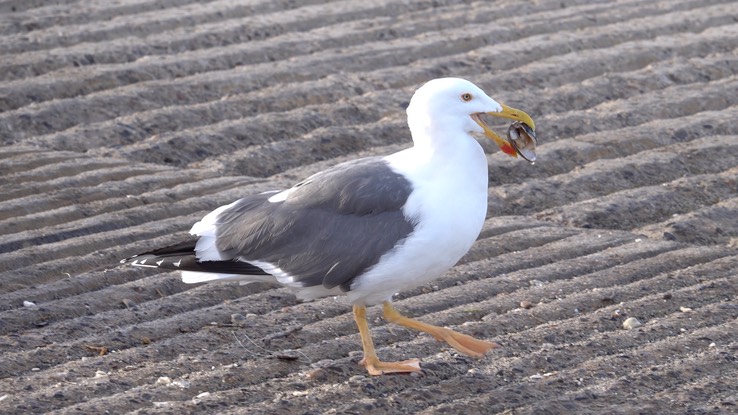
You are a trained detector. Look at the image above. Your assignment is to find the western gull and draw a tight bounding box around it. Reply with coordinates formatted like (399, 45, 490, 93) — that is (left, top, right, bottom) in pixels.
(121, 77, 537, 375)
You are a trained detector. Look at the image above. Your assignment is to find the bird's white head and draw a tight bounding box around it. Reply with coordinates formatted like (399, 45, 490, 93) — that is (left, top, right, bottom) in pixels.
(407, 77, 536, 159)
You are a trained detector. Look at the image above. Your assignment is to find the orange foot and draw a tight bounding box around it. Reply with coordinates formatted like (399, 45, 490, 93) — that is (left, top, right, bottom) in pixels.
(360, 356, 421, 376)
(382, 302, 501, 357)
(430, 327, 500, 357)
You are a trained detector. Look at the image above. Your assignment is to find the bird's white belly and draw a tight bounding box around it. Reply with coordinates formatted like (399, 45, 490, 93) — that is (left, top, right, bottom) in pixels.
(348, 147, 489, 305)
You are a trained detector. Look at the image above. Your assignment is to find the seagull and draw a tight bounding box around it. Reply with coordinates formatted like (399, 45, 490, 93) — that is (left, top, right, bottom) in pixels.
(121, 77, 537, 375)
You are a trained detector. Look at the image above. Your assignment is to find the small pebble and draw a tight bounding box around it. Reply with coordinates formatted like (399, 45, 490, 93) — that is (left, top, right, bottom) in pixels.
(50, 371, 70, 381)
(622, 317, 642, 330)
(94, 370, 108, 378)
(172, 380, 191, 389)
(520, 300, 533, 309)
(529, 373, 543, 380)
(156, 376, 172, 385)
(529, 279, 545, 287)
(348, 375, 365, 384)
(230, 313, 246, 326)
(306, 368, 328, 381)
(310, 359, 335, 369)
(121, 298, 137, 309)
(191, 391, 210, 404)
(272, 350, 301, 361)
(679, 306, 693, 312)
(709, 342, 716, 348)
(23, 300, 36, 308)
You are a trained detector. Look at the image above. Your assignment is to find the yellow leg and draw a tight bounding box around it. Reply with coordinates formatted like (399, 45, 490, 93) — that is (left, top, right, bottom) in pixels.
(353, 305, 421, 375)
(382, 302, 500, 358)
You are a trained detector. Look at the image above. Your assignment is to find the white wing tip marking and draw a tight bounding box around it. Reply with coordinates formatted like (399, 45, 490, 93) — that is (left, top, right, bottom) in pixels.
(130, 259, 158, 268)
(267, 188, 296, 203)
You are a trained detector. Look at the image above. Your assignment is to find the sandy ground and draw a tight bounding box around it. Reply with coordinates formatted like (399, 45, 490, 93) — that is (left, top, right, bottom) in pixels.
(1, 0, 737, 414)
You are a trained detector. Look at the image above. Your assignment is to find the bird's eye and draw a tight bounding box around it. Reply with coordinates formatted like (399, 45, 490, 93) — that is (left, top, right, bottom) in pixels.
(460, 93, 473, 102)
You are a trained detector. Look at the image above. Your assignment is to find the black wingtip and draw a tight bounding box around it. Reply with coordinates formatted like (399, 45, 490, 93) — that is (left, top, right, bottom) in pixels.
(120, 239, 270, 276)
(120, 239, 197, 262)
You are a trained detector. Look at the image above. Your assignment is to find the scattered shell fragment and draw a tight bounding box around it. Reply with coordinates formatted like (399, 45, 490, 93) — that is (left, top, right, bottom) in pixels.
(679, 306, 693, 312)
(156, 376, 172, 385)
(623, 317, 642, 330)
(121, 298, 137, 309)
(23, 300, 36, 308)
(172, 380, 191, 389)
(520, 300, 534, 309)
(192, 391, 210, 404)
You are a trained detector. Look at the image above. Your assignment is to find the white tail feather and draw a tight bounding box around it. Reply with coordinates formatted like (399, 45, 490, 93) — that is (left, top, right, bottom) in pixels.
(181, 271, 277, 285)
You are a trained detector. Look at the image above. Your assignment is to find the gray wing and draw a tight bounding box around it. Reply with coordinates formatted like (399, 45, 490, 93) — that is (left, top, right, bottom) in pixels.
(214, 157, 416, 291)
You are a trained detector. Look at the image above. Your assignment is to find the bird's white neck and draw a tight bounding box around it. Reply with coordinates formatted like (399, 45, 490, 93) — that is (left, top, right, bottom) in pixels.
(408, 112, 471, 155)
(385, 121, 489, 203)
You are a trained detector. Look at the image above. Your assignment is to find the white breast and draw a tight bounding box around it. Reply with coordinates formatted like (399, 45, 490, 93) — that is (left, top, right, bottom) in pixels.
(347, 138, 489, 305)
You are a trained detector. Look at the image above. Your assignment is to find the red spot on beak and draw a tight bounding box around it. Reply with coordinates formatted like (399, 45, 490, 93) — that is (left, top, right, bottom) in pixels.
(500, 142, 518, 157)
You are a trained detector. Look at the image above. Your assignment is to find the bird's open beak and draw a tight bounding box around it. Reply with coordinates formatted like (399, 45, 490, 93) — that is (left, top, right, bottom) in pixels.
(471, 104, 537, 163)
